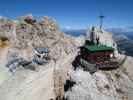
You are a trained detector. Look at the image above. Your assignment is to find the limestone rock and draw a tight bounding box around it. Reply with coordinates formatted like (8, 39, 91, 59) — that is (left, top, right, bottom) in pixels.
(0, 15, 132, 100)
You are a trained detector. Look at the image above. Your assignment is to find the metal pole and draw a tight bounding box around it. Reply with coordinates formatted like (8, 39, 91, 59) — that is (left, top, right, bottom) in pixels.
(98, 15, 105, 30)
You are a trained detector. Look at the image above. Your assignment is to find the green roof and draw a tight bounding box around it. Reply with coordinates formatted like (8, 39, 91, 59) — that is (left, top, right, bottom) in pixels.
(84, 45, 114, 52)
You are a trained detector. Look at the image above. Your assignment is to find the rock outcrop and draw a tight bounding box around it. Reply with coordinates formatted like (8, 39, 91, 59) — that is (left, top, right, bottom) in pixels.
(65, 55, 133, 100)
(0, 15, 84, 100)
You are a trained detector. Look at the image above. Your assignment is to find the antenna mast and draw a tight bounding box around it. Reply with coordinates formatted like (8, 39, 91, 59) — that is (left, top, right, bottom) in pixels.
(98, 14, 105, 30)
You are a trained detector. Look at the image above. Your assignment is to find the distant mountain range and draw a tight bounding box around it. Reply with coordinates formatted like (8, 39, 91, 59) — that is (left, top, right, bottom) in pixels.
(107, 27, 133, 40)
(63, 29, 87, 37)
(107, 27, 133, 56)
(64, 27, 133, 57)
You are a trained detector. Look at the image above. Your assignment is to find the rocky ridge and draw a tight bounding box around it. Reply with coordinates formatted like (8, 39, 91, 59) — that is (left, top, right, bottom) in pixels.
(0, 15, 132, 100)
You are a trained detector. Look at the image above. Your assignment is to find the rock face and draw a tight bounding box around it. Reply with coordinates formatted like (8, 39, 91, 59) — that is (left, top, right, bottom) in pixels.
(65, 56, 133, 100)
(0, 15, 84, 100)
(0, 15, 133, 100)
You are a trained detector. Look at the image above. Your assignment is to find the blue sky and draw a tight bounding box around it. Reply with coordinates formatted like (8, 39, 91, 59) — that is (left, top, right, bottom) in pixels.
(0, 0, 133, 29)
